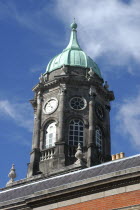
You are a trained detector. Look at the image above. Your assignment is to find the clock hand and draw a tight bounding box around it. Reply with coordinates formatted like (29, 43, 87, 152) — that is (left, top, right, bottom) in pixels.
(48, 102, 53, 108)
(48, 104, 53, 109)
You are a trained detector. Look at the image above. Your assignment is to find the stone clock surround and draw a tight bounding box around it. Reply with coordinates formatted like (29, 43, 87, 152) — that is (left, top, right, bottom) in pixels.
(43, 97, 59, 115)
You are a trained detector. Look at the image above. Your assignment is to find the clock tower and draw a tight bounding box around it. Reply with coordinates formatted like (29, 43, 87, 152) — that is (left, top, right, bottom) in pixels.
(27, 22, 114, 178)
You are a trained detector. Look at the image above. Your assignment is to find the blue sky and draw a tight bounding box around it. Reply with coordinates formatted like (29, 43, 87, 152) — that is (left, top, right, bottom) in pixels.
(0, 0, 140, 187)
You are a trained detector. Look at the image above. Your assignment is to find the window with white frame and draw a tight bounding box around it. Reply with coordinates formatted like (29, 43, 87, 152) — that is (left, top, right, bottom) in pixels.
(95, 126, 102, 152)
(68, 119, 84, 146)
(44, 122, 56, 148)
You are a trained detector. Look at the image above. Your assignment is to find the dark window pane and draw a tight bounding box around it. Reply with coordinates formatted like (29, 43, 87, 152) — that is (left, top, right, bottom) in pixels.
(74, 131, 78, 135)
(80, 132, 83, 136)
(74, 136, 78, 141)
(69, 141, 73, 145)
(69, 136, 73, 140)
(80, 137, 83, 141)
(70, 131, 73, 135)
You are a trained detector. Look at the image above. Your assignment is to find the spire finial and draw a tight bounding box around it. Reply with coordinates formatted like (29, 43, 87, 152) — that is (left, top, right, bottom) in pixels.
(63, 20, 81, 51)
(70, 19, 77, 30)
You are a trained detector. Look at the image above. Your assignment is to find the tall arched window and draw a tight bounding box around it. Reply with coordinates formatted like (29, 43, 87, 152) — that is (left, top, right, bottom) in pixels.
(68, 119, 84, 146)
(95, 126, 102, 152)
(44, 122, 56, 148)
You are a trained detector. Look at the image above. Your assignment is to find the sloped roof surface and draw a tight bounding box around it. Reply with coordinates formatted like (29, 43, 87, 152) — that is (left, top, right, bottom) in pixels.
(0, 154, 140, 203)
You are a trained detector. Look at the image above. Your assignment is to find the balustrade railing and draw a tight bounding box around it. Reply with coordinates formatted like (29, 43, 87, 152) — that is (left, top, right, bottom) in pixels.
(68, 145, 76, 157)
(40, 147, 55, 161)
(40, 145, 87, 161)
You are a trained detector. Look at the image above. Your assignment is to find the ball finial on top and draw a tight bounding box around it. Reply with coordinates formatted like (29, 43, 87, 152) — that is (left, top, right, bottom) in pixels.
(70, 18, 77, 30)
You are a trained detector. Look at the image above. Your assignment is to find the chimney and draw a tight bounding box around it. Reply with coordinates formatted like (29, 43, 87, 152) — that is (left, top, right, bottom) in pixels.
(112, 152, 125, 161)
(111, 154, 116, 160)
(120, 152, 125, 159)
(116, 153, 120, 160)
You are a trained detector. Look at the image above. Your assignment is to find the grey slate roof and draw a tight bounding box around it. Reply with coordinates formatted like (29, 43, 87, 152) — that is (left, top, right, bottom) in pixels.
(0, 154, 140, 203)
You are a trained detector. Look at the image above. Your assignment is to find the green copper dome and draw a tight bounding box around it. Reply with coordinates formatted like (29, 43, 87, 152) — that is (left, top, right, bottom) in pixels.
(45, 22, 102, 78)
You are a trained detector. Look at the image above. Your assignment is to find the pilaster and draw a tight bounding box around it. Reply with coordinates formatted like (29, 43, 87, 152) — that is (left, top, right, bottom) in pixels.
(87, 86, 97, 167)
(55, 84, 67, 168)
(32, 91, 42, 149)
(27, 91, 42, 177)
(57, 84, 66, 142)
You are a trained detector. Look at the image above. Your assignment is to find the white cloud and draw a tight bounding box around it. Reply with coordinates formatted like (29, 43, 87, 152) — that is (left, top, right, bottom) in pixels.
(1, 0, 140, 74)
(55, 0, 140, 71)
(116, 92, 140, 148)
(0, 100, 33, 132)
(30, 64, 46, 73)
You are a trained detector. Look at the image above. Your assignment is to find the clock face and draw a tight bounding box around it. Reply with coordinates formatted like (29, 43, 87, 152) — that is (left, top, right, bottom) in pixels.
(44, 98, 58, 114)
(95, 104, 104, 120)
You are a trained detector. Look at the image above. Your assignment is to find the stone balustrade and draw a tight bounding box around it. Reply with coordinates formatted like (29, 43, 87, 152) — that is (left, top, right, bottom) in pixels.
(68, 145, 76, 157)
(40, 147, 55, 161)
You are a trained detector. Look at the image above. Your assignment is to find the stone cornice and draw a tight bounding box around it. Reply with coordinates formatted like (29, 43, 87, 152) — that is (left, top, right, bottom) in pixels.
(0, 166, 140, 209)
